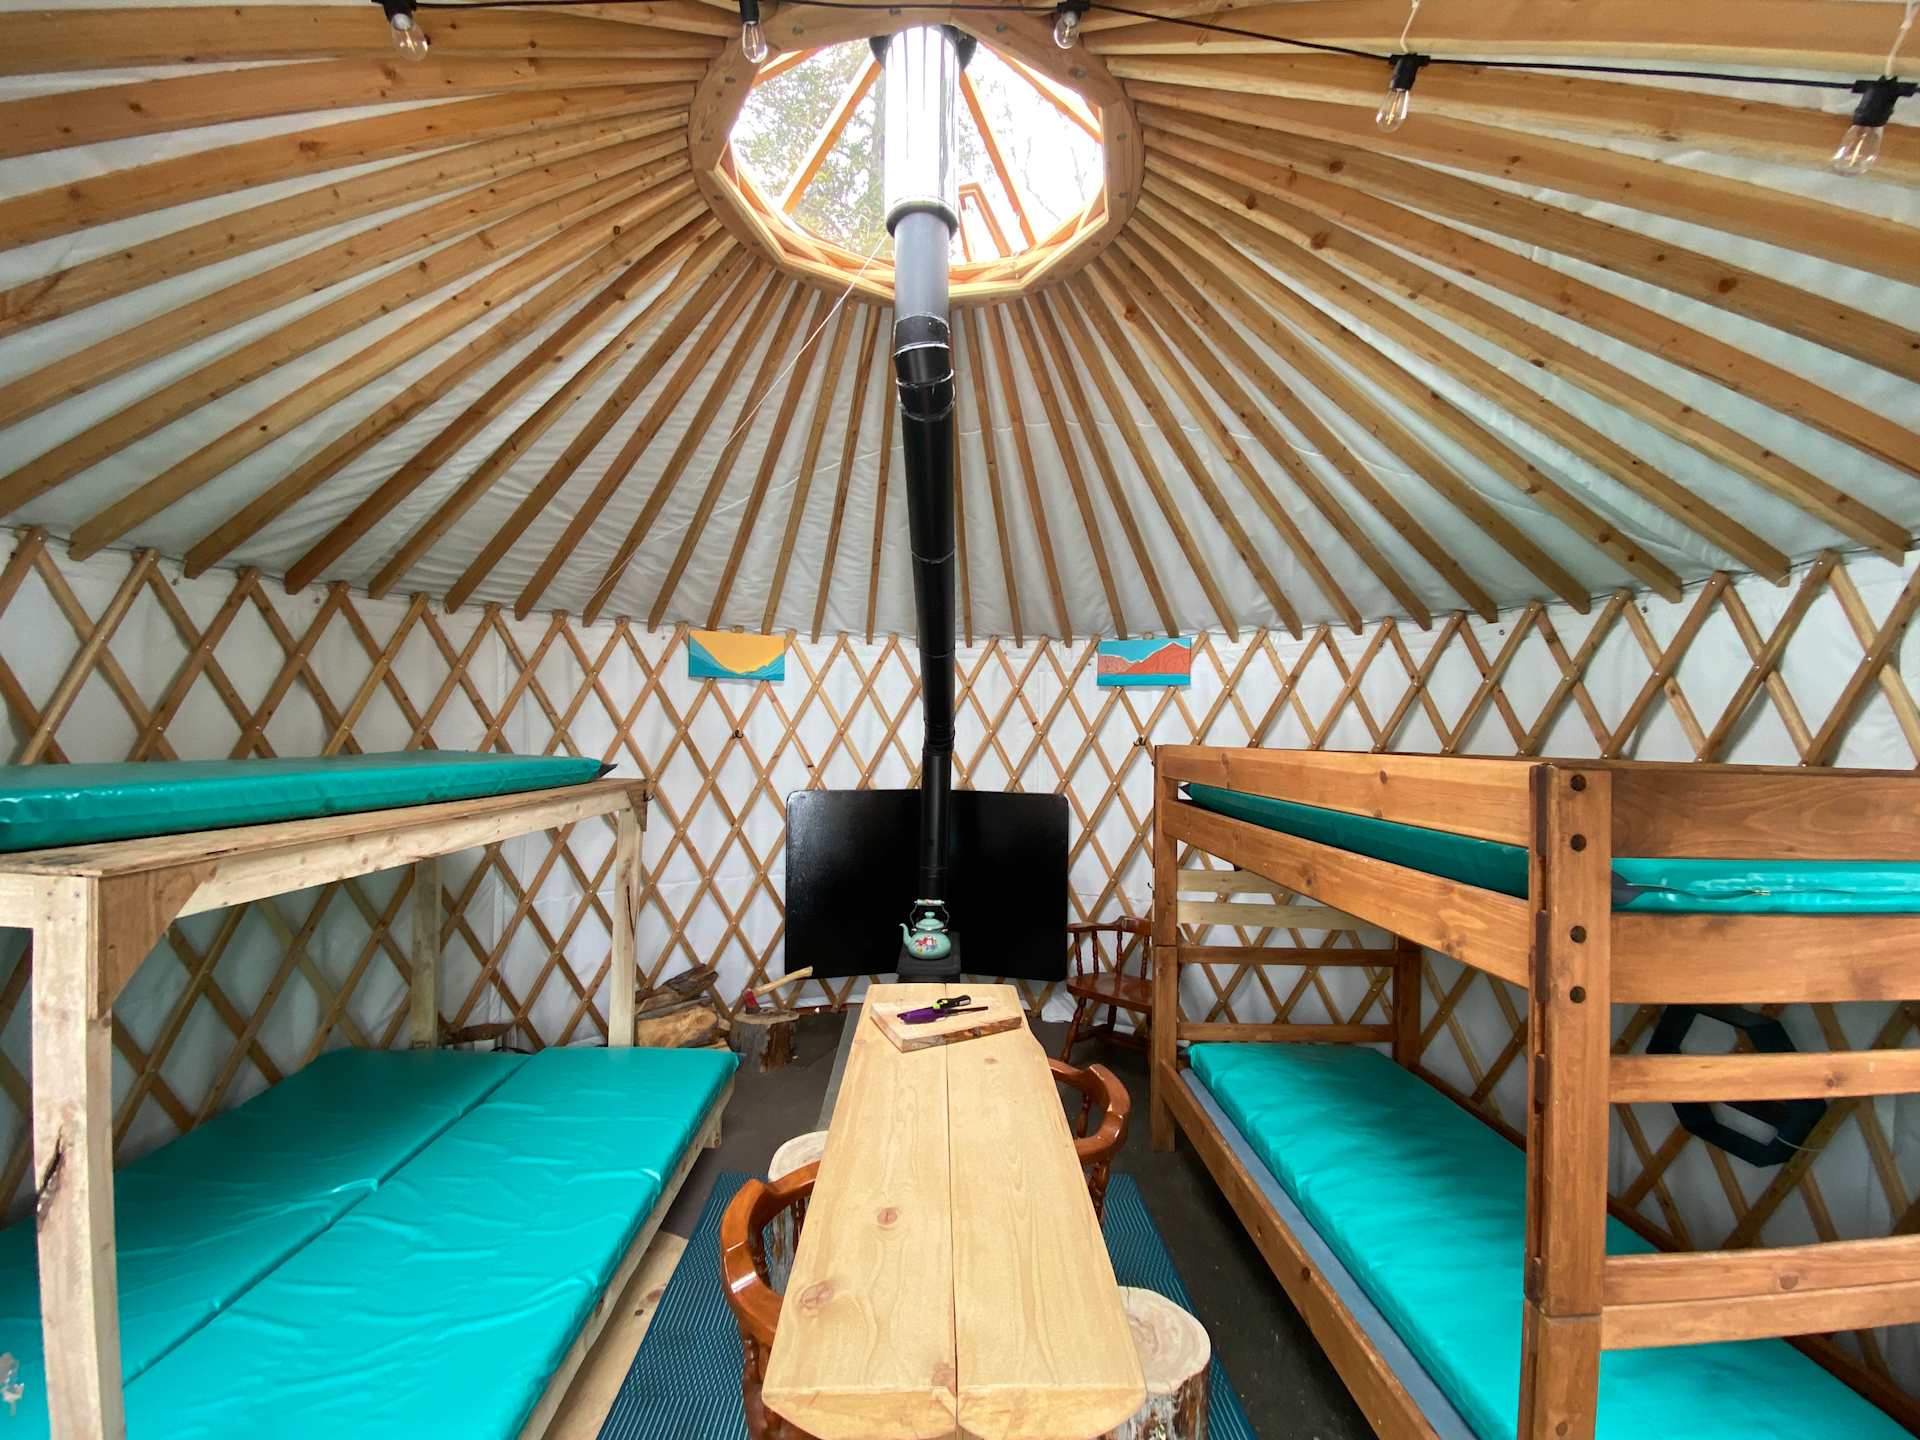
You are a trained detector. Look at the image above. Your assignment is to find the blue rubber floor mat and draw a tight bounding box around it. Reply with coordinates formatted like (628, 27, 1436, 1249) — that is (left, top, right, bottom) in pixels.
(597, 1171, 1256, 1439)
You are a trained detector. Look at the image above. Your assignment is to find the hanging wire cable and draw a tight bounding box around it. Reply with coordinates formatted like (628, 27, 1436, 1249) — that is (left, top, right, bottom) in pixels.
(710, 231, 892, 456)
(410, 0, 1905, 97)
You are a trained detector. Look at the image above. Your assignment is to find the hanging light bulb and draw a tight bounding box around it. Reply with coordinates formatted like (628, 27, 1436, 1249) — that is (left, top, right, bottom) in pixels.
(1832, 76, 1915, 177)
(1052, 0, 1089, 50)
(376, 0, 430, 61)
(1375, 53, 1428, 132)
(738, 0, 768, 65)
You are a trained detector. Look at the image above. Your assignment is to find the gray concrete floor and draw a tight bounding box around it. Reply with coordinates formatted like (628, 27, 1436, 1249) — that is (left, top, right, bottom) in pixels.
(662, 1012, 1371, 1440)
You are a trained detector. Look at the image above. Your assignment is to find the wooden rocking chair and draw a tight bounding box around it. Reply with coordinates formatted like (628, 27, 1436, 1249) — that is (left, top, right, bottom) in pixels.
(1058, 916, 1153, 1063)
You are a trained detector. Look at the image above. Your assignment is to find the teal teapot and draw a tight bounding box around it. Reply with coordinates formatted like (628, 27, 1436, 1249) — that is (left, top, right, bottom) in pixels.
(899, 900, 953, 961)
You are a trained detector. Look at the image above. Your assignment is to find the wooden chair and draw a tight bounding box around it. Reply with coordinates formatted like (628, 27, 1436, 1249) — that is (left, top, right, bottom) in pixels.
(1049, 1058, 1130, 1221)
(720, 1162, 822, 1440)
(1059, 916, 1153, 1063)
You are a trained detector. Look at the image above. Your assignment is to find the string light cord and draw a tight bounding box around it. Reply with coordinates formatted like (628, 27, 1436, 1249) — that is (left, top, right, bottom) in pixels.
(410, 0, 1909, 97)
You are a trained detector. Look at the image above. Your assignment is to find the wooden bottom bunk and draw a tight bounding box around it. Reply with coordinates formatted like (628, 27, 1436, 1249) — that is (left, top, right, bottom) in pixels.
(0, 768, 661, 1438)
(1149, 746, 1920, 1440)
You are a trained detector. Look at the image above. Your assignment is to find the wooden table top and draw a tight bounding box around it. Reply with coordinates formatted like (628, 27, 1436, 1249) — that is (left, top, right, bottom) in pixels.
(761, 982, 1145, 1440)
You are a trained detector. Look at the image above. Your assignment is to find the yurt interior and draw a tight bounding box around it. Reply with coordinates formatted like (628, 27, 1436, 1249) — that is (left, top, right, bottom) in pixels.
(2, 1, 1920, 1437)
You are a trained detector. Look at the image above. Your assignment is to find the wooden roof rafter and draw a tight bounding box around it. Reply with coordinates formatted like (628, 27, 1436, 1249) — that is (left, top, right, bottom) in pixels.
(957, 309, 1026, 648)
(1041, 289, 1241, 642)
(982, 305, 1075, 642)
(812, 306, 890, 642)
(647, 284, 819, 629)
(700, 290, 839, 627)
(581, 276, 804, 627)
(1140, 150, 1913, 564)
(512, 258, 774, 620)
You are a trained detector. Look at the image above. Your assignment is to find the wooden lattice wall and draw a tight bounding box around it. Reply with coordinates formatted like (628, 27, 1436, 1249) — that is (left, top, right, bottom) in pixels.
(2, 526, 1918, 1391)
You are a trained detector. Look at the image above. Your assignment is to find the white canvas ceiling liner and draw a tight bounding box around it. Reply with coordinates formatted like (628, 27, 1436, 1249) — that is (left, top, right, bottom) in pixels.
(0, 1, 1912, 641)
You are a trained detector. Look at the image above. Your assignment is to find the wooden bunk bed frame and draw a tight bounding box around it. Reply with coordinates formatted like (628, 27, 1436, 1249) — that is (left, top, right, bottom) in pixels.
(0, 776, 656, 1440)
(1147, 745, 1920, 1440)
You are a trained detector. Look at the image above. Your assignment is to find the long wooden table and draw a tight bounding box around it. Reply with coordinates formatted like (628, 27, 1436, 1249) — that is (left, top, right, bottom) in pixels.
(762, 982, 1145, 1440)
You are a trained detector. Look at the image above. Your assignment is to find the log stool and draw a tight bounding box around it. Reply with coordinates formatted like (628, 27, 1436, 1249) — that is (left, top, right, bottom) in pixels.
(731, 1008, 798, 1072)
(1099, 1287, 1212, 1440)
(763, 1130, 827, 1291)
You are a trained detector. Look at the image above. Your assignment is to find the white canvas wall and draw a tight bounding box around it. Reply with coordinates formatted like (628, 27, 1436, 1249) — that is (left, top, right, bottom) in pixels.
(1, 534, 1916, 1386)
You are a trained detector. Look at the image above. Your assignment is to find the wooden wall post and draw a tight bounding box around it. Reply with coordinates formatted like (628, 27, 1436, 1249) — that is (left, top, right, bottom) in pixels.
(32, 879, 125, 1440)
(1518, 765, 1612, 1440)
(1390, 934, 1422, 1068)
(408, 856, 440, 1049)
(1150, 754, 1179, 1151)
(609, 802, 642, 1049)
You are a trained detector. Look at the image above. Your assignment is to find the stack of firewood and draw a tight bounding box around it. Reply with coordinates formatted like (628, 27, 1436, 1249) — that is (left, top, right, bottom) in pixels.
(632, 965, 730, 1048)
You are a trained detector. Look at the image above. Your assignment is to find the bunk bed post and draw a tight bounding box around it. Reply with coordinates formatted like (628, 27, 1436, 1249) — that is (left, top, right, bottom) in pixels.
(608, 795, 644, 1048)
(1518, 764, 1612, 1440)
(1389, 934, 1422, 1068)
(1150, 754, 1179, 1151)
(409, 856, 441, 1049)
(31, 876, 126, 1440)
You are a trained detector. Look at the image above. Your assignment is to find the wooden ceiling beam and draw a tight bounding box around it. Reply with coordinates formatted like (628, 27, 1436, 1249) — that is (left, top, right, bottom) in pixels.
(812, 307, 888, 642)
(0, 107, 687, 341)
(0, 55, 707, 162)
(959, 72, 1038, 248)
(1086, 0, 1911, 72)
(1129, 199, 1788, 584)
(182, 226, 705, 579)
(1073, 272, 1306, 637)
(756, 305, 861, 633)
(105, 198, 713, 577)
(1146, 151, 1914, 560)
(1005, 303, 1128, 635)
(5, 6, 710, 71)
(1136, 94, 1920, 376)
(1130, 174, 1686, 602)
(983, 306, 1074, 641)
(1115, 218, 1496, 620)
(265, 227, 720, 592)
(703, 293, 838, 627)
(1089, 257, 1365, 632)
(1146, 127, 1920, 495)
(438, 248, 748, 612)
(1022, 297, 1179, 637)
(1043, 289, 1240, 641)
(0, 139, 687, 431)
(0, 84, 688, 252)
(780, 55, 881, 215)
(581, 281, 799, 626)
(1107, 234, 1437, 628)
(26, 172, 681, 542)
(1131, 183, 1591, 612)
(510, 257, 768, 618)
(1110, 56, 1920, 188)
(957, 310, 1025, 647)
(647, 285, 818, 629)
(866, 377, 900, 644)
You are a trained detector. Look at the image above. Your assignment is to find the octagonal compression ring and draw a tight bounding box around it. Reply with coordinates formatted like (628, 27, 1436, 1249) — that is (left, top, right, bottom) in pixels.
(688, 2, 1143, 303)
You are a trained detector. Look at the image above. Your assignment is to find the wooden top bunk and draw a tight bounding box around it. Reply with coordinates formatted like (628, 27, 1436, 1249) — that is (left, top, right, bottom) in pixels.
(1155, 746, 1920, 1006)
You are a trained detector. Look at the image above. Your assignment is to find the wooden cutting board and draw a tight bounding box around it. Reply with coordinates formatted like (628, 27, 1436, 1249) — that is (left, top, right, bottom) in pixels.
(869, 989, 1026, 1052)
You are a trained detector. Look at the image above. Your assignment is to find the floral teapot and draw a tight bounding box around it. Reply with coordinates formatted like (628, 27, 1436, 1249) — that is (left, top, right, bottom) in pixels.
(899, 900, 954, 960)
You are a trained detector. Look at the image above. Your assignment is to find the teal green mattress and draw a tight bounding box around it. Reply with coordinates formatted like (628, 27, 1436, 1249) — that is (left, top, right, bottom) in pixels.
(1187, 1043, 1906, 1440)
(121, 1045, 736, 1439)
(0, 751, 611, 853)
(0, 1049, 525, 1437)
(1183, 782, 1920, 914)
